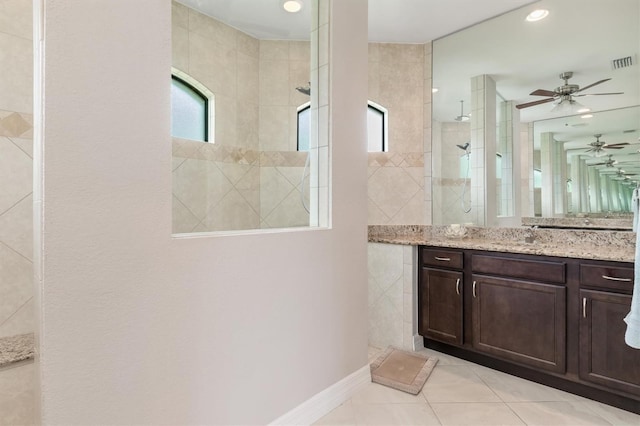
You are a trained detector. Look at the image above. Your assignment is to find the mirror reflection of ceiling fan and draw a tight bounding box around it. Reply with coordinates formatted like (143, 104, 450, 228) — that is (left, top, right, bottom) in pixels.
(515, 72, 624, 110)
(602, 167, 638, 180)
(584, 134, 629, 154)
(586, 154, 622, 168)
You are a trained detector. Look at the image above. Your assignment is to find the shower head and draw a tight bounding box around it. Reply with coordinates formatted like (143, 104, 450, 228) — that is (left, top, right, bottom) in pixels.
(457, 142, 470, 151)
(296, 84, 311, 96)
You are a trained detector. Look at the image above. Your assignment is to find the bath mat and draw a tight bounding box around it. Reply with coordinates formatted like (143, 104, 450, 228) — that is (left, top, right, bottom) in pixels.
(370, 346, 438, 395)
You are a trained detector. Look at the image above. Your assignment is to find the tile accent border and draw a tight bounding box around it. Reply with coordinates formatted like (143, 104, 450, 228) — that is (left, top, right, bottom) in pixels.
(269, 365, 371, 426)
(368, 152, 424, 167)
(0, 110, 33, 139)
(173, 138, 308, 167)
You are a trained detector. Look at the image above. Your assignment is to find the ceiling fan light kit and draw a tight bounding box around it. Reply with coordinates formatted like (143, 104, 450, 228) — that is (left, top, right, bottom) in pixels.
(515, 71, 624, 112)
(584, 133, 631, 157)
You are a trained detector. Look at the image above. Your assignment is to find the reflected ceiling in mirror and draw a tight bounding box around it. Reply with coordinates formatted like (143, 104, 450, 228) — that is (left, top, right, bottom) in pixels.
(433, 0, 640, 124)
(432, 0, 640, 226)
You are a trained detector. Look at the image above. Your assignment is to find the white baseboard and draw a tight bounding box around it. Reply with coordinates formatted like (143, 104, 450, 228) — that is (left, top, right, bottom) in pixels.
(269, 364, 371, 426)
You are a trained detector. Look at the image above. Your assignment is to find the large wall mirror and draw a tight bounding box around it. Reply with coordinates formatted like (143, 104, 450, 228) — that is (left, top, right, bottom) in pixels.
(432, 0, 640, 226)
(170, 0, 329, 234)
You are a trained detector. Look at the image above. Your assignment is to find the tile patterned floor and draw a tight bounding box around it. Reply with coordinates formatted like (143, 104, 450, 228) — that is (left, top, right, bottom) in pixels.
(2, 349, 639, 425)
(314, 347, 640, 426)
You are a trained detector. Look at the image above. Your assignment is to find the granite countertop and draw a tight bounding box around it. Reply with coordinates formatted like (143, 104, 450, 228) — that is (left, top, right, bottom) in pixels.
(0, 333, 34, 367)
(369, 225, 636, 263)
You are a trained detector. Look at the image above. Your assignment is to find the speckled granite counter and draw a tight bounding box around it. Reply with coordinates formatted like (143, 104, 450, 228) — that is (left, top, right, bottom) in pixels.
(368, 225, 635, 263)
(0, 333, 34, 367)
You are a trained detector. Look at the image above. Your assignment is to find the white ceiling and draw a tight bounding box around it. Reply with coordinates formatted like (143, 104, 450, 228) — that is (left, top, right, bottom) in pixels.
(432, 0, 640, 161)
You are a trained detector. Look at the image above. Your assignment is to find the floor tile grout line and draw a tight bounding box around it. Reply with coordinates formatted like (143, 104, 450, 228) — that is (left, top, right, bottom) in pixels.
(501, 401, 530, 426)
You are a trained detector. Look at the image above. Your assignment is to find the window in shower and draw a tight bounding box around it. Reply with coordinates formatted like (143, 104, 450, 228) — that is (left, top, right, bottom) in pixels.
(297, 101, 387, 152)
(171, 0, 329, 234)
(297, 103, 311, 151)
(367, 101, 387, 152)
(171, 73, 213, 142)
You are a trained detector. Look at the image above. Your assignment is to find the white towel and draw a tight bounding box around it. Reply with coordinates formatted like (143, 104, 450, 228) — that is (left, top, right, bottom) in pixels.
(625, 193, 640, 348)
(633, 188, 639, 232)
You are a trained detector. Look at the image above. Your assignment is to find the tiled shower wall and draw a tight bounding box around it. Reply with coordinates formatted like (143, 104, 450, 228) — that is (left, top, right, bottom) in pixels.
(367, 43, 431, 226)
(432, 121, 474, 225)
(368, 243, 417, 351)
(0, 0, 34, 338)
(171, 2, 310, 233)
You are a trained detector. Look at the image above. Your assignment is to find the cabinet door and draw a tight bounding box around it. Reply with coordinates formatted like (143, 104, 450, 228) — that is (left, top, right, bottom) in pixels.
(419, 268, 463, 345)
(580, 290, 640, 396)
(472, 275, 566, 373)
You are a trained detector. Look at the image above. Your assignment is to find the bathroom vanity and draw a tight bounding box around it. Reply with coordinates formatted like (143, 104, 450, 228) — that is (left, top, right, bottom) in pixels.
(368, 224, 639, 413)
(418, 246, 640, 414)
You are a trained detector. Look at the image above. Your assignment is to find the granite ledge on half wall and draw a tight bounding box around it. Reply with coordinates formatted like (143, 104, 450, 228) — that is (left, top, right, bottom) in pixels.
(0, 333, 34, 368)
(368, 225, 636, 263)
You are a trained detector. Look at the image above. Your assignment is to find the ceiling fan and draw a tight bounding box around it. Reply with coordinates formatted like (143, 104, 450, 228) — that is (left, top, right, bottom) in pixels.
(584, 134, 629, 154)
(602, 167, 638, 180)
(586, 154, 637, 168)
(587, 154, 619, 168)
(515, 72, 623, 110)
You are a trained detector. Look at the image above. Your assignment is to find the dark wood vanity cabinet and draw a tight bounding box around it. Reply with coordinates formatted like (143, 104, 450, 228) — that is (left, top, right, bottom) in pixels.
(418, 248, 464, 345)
(578, 263, 640, 396)
(470, 254, 567, 373)
(471, 275, 566, 373)
(418, 246, 640, 414)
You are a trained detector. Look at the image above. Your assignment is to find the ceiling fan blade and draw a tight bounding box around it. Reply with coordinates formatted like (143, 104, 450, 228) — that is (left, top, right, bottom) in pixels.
(573, 92, 624, 97)
(604, 143, 630, 147)
(573, 78, 611, 93)
(603, 146, 625, 149)
(588, 162, 607, 166)
(529, 89, 557, 97)
(515, 97, 555, 109)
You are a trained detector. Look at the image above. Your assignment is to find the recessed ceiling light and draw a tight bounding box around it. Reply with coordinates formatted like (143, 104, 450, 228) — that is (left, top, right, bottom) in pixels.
(577, 108, 591, 113)
(282, 0, 303, 13)
(581, 114, 593, 119)
(526, 9, 549, 22)
(432, 88, 439, 93)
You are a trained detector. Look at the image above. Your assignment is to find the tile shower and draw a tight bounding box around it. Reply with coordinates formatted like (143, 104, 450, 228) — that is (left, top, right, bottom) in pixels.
(0, 0, 34, 341)
(171, 2, 313, 233)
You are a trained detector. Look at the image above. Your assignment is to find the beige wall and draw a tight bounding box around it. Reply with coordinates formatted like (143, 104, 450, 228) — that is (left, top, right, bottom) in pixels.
(36, 0, 369, 423)
(367, 43, 431, 225)
(0, 0, 33, 338)
(171, 3, 311, 232)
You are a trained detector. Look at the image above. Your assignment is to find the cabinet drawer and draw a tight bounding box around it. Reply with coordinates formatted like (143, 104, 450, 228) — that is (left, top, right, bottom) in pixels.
(422, 248, 463, 269)
(472, 254, 566, 284)
(580, 264, 634, 292)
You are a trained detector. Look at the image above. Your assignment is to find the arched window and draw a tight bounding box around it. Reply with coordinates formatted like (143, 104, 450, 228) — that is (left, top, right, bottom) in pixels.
(296, 101, 388, 152)
(367, 101, 388, 152)
(297, 103, 311, 151)
(171, 74, 211, 142)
